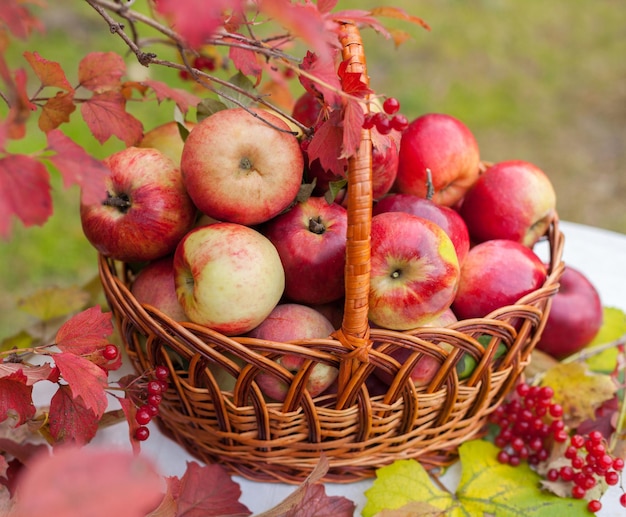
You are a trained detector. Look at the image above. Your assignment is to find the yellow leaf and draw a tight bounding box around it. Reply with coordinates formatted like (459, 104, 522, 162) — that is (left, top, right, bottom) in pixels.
(585, 306, 626, 373)
(17, 285, 90, 321)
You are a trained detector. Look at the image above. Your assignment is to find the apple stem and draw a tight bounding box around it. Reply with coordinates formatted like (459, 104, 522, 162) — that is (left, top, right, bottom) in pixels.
(425, 168, 434, 200)
(308, 216, 326, 234)
(102, 192, 132, 213)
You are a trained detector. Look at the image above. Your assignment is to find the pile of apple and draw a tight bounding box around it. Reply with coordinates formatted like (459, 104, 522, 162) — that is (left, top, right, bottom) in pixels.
(80, 100, 603, 402)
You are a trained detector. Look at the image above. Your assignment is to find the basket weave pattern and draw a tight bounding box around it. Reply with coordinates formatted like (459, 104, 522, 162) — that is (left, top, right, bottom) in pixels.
(99, 23, 565, 483)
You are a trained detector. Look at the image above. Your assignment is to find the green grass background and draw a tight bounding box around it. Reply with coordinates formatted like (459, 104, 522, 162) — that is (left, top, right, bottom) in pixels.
(1, 0, 624, 338)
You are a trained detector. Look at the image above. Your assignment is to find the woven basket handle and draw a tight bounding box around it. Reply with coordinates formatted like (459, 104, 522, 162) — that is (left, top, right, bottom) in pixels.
(335, 23, 374, 388)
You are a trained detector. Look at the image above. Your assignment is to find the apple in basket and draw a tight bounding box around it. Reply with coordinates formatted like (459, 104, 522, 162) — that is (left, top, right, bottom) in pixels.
(80, 147, 197, 263)
(138, 120, 196, 164)
(173, 223, 285, 335)
(394, 113, 481, 207)
(452, 239, 547, 320)
(368, 211, 461, 330)
(180, 107, 304, 226)
(373, 193, 470, 265)
(262, 196, 348, 305)
(459, 160, 557, 247)
(247, 303, 338, 401)
(535, 265, 603, 360)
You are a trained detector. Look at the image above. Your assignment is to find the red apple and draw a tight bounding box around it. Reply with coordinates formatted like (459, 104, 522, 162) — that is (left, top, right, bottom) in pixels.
(180, 107, 304, 226)
(373, 193, 470, 264)
(535, 265, 603, 359)
(459, 160, 556, 247)
(395, 113, 481, 207)
(247, 303, 338, 401)
(138, 120, 196, 165)
(173, 223, 285, 335)
(262, 196, 348, 305)
(452, 239, 547, 320)
(368, 211, 460, 330)
(80, 147, 197, 263)
(131, 256, 187, 322)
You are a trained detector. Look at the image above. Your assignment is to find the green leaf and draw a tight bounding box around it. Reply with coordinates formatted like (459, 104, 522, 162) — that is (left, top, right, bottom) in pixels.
(585, 306, 626, 373)
(217, 71, 256, 109)
(17, 285, 90, 321)
(196, 98, 227, 123)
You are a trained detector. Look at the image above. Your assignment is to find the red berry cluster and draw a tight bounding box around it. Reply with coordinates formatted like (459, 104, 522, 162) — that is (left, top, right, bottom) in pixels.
(179, 55, 217, 81)
(362, 97, 409, 134)
(134, 366, 170, 442)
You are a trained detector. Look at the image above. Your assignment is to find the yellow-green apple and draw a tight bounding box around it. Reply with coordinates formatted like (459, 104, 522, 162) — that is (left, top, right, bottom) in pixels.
(451, 239, 547, 320)
(262, 196, 347, 304)
(373, 193, 470, 264)
(368, 211, 460, 330)
(138, 120, 196, 164)
(459, 160, 557, 247)
(395, 113, 481, 207)
(80, 147, 197, 263)
(535, 265, 603, 359)
(173, 223, 285, 335)
(247, 303, 338, 401)
(131, 256, 187, 321)
(180, 107, 304, 226)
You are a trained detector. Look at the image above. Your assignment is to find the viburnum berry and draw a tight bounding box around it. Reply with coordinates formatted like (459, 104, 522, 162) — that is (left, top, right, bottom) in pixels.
(587, 499, 602, 513)
(103, 344, 119, 361)
(136, 408, 152, 426)
(390, 114, 409, 131)
(147, 393, 162, 407)
(147, 380, 162, 395)
(362, 113, 376, 129)
(135, 426, 150, 441)
(155, 366, 169, 381)
(620, 492, 626, 507)
(382, 97, 400, 115)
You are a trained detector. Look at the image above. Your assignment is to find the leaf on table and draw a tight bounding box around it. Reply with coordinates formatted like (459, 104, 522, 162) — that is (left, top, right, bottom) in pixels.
(542, 362, 617, 427)
(175, 461, 251, 517)
(78, 51, 125, 92)
(0, 154, 52, 239)
(52, 352, 108, 418)
(373, 501, 445, 516)
(585, 306, 626, 373)
(362, 458, 455, 517)
(81, 90, 143, 146)
(38, 91, 76, 132)
(46, 129, 110, 205)
(47, 385, 99, 445)
(142, 79, 201, 114)
(55, 305, 113, 355)
(23, 51, 73, 91)
(17, 285, 90, 321)
(0, 372, 36, 426)
(10, 446, 163, 517)
(146, 476, 180, 517)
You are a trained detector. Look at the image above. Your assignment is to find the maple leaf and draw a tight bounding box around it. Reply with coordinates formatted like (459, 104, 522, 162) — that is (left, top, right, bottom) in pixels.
(38, 91, 76, 132)
(142, 79, 201, 114)
(176, 461, 251, 517)
(10, 446, 163, 517)
(279, 484, 355, 516)
(78, 51, 125, 92)
(47, 385, 100, 445)
(0, 0, 44, 40)
(45, 130, 110, 206)
(52, 352, 108, 418)
(23, 51, 74, 91)
(299, 51, 342, 109)
(307, 110, 347, 178)
(54, 305, 113, 355)
(0, 371, 36, 426)
(81, 90, 144, 146)
(156, 0, 245, 49)
(0, 363, 58, 385)
(0, 153, 52, 239)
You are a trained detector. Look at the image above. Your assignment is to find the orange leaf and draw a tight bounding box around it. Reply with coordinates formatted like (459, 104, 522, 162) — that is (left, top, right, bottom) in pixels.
(23, 51, 74, 91)
(78, 51, 125, 92)
(38, 91, 76, 132)
(81, 90, 143, 146)
(369, 6, 431, 31)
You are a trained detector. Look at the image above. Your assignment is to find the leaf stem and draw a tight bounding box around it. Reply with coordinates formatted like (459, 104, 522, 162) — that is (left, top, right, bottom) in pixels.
(560, 333, 626, 364)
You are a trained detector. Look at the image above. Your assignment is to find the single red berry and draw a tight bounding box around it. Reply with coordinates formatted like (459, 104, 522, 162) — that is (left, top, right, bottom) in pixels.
(572, 456, 584, 469)
(103, 345, 119, 361)
(516, 382, 530, 398)
(620, 493, 626, 507)
(560, 465, 575, 481)
(588, 431, 603, 443)
(135, 426, 150, 441)
(549, 403, 563, 418)
(136, 408, 152, 426)
(155, 366, 169, 381)
(147, 393, 162, 407)
(571, 485, 586, 499)
(571, 434, 585, 448)
(508, 455, 521, 467)
(554, 429, 569, 443)
(613, 457, 625, 471)
(546, 468, 559, 481)
(157, 379, 168, 392)
(587, 499, 602, 513)
(362, 113, 376, 129)
(146, 404, 159, 417)
(374, 114, 392, 135)
(605, 470, 619, 485)
(497, 450, 510, 464)
(147, 381, 162, 395)
(539, 385, 554, 400)
(390, 114, 409, 132)
(382, 97, 400, 115)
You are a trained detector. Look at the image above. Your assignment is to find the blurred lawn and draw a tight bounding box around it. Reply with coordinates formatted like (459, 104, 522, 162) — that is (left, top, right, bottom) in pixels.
(1, 0, 624, 338)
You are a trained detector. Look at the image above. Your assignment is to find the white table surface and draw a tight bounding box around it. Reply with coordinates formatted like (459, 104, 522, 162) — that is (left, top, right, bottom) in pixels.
(87, 221, 626, 516)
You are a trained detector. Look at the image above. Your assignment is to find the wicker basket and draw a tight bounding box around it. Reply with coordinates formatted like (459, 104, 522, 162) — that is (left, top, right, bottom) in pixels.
(99, 23, 565, 484)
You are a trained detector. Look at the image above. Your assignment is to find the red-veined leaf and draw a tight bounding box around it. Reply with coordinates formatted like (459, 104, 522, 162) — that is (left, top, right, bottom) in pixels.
(340, 100, 365, 159)
(46, 130, 110, 205)
(48, 385, 100, 445)
(176, 461, 251, 517)
(81, 90, 143, 146)
(142, 79, 201, 114)
(55, 305, 113, 355)
(78, 51, 125, 92)
(307, 111, 346, 178)
(0, 363, 58, 385)
(147, 476, 180, 517)
(52, 353, 108, 418)
(337, 59, 372, 98)
(23, 51, 74, 91)
(282, 484, 355, 516)
(299, 51, 342, 109)
(0, 371, 36, 426)
(38, 91, 76, 132)
(11, 446, 163, 517)
(0, 0, 44, 40)
(0, 153, 52, 239)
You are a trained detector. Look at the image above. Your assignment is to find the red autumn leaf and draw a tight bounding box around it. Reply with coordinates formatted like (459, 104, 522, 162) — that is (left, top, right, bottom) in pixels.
(337, 59, 372, 98)
(299, 51, 342, 109)
(23, 51, 74, 91)
(3, 68, 36, 139)
(0, 0, 44, 40)
(307, 110, 346, 178)
(78, 51, 125, 92)
(282, 483, 355, 517)
(52, 352, 108, 418)
(54, 306, 114, 355)
(0, 371, 36, 426)
(148, 475, 181, 517)
(11, 446, 163, 517)
(317, 0, 338, 14)
(340, 100, 365, 159)
(81, 90, 143, 146)
(142, 79, 201, 114)
(38, 91, 76, 132)
(176, 461, 251, 517)
(228, 44, 263, 85)
(0, 153, 52, 239)
(369, 6, 431, 32)
(48, 385, 100, 445)
(45, 132, 110, 206)
(118, 396, 141, 455)
(0, 363, 58, 384)
(155, 0, 245, 49)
